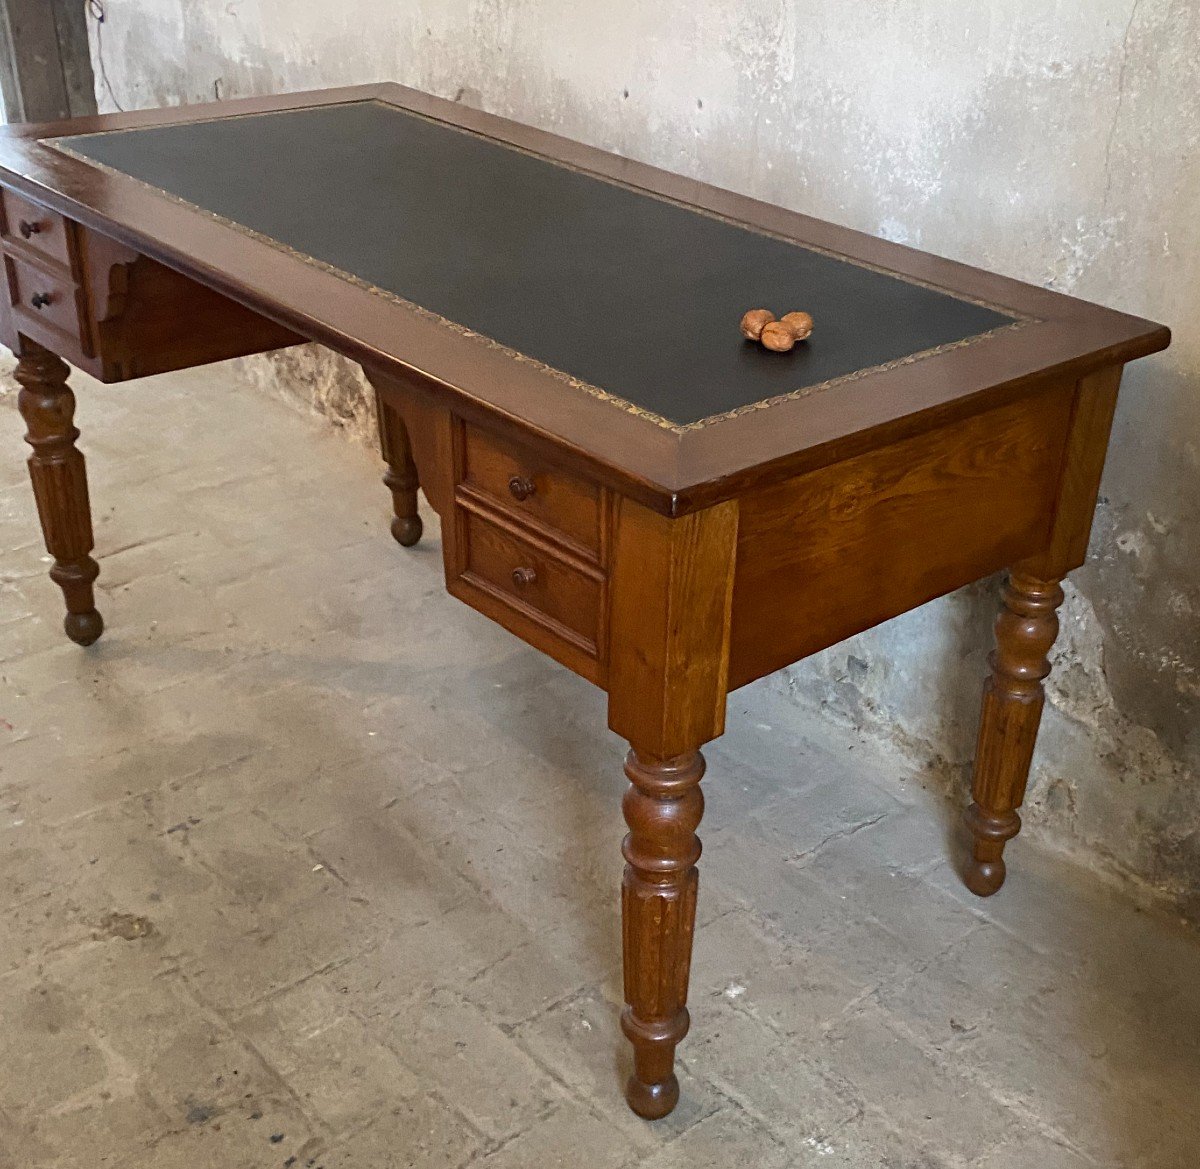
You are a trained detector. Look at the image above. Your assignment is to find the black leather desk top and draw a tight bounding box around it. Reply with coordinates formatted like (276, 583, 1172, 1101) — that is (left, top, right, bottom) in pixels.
(54, 100, 1018, 430)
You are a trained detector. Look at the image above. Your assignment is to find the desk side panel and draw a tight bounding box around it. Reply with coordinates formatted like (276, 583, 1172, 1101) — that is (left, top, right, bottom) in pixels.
(0, 184, 301, 380)
(84, 234, 303, 381)
(727, 381, 1076, 689)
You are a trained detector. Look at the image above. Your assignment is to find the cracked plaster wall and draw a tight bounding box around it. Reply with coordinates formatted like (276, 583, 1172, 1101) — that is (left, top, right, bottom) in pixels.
(87, 1, 1199, 912)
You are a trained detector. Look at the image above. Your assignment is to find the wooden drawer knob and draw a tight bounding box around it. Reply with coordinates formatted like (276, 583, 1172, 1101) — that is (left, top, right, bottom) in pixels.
(511, 566, 537, 588)
(18, 219, 43, 239)
(30, 292, 52, 310)
(508, 474, 537, 502)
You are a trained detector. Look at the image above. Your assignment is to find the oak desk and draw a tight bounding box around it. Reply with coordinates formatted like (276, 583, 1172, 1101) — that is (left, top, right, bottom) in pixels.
(0, 85, 1169, 1119)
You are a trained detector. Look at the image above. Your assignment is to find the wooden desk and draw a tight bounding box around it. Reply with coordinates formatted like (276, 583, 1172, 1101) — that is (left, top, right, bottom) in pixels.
(0, 85, 1169, 1119)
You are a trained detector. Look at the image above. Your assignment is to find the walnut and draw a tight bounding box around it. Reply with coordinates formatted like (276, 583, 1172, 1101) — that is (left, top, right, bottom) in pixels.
(739, 308, 776, 341)
(760, 320, 796, 352)
(780, 311, 814, 341)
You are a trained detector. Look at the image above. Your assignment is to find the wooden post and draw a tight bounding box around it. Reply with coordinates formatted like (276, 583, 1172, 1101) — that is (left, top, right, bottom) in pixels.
(0, 0, 97, 124)
(607, 495, 738, 1118)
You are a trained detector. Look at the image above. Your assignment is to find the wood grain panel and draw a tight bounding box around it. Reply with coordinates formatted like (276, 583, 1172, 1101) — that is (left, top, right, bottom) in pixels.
(727, 384, 1076, 688)
(607, 497, 739, 755)
(1023, 365, 1124, 580)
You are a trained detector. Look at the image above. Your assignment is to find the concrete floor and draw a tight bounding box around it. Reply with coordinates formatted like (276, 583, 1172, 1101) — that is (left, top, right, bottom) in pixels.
(1, 357, 1198, 1169)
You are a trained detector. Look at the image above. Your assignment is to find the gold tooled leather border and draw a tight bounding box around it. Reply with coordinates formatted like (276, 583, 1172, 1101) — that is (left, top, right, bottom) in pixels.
(46, 98, 1038, 434)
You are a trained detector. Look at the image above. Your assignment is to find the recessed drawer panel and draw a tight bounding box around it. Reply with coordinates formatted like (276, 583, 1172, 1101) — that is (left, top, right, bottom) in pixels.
(1, 191, 73, 270)
(462, 425, 602, 556)
(5, 253, 87, 344)
(459, 509, 602, 649)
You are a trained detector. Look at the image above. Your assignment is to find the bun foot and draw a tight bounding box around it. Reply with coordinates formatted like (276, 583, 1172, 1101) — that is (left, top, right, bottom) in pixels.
(390, 514, 423, 547)
(625, 1073, 679, 1120)
(962, 804, 1018, 897)
(964, 854, 1006, 897)
(65, 609, 104, 646)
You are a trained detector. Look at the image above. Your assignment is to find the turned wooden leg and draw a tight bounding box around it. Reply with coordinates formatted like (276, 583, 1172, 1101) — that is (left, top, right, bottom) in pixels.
(375, 388, 422, 546)
(964, 569, 1065, 895)
(14, 341, 103, 646)
(621, 748, 705, 1119)
(607, 494, 736, 1119)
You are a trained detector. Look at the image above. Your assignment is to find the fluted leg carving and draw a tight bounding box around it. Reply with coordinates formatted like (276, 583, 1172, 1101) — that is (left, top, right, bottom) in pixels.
(15, 342, 103, 646)
(375, 389, 422, 547)
(964, 570, 1064, 896)
(620, 749, 704, 1119)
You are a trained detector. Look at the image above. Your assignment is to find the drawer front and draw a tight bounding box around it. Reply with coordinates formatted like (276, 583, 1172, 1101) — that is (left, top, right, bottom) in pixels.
(5, 253, 88, 344)
(1, 191, 73, 270)
(459, 509, 602, 649)
(462, 425, 602, 556)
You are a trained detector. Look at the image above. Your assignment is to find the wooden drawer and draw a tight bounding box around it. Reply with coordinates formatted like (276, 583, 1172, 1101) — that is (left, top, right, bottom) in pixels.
(461, 424, 603, 557)
(4, 253, 89, 348)
(461, 508, 602, 644)
(448, 501, 607, 682)
(1, 190, 73, 270)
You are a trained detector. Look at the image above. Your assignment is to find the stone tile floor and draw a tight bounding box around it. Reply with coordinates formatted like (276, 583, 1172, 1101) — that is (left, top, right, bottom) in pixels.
(1, 357, 1197, 1168)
